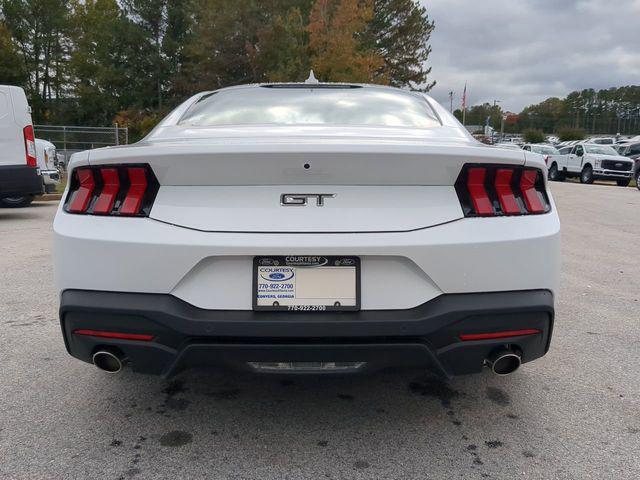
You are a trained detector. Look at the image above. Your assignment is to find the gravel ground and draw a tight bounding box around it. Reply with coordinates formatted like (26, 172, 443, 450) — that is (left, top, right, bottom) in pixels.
(0, 182, 638, 480)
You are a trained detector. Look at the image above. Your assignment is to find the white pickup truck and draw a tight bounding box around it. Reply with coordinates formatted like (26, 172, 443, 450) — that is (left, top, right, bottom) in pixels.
(550, 143, 634, 186)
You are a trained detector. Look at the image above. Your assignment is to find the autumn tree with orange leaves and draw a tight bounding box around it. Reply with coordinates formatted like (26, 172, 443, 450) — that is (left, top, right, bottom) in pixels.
(1, 0, 436, 131)
(307, 0, 386, 84)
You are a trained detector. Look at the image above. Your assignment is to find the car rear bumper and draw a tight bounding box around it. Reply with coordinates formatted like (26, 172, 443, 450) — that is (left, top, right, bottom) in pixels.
(60, 289, 554, 378)
(0, 164, 43, 198)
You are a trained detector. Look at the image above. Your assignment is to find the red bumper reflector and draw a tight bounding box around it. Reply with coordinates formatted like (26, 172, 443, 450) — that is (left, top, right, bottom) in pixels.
(459, 329, 541, 341)
(120, 167, 148, 215)
(466, 167, 494, 216)
(92, 168, 120, 214)
(494, 169, 520, 215)
(68, 169, 95, 213)
(520, 170, 545, 213)
(73, 329, 154, 342)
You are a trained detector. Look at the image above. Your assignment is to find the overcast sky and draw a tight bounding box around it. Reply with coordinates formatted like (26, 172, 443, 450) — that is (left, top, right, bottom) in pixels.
(422, 0, 640, 112)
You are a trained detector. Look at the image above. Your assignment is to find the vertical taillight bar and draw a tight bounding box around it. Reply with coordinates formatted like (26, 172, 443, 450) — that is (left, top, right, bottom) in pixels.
(23, 125, 37, 167)
(120, 167, 148, 216)
(520, 170, 545, 213)
(466, 167, 494, 216)
(67, 169, 95, 213)
(92, 168, 120, 214)
(494, 169, 520, 215)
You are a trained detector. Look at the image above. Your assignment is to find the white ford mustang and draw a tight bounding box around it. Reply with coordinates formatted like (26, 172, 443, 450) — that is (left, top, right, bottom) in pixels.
(54, 80, 560, 378)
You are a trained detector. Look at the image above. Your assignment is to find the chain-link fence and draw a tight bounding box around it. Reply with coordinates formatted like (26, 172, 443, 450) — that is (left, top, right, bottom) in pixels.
(33, 125, 129, 167)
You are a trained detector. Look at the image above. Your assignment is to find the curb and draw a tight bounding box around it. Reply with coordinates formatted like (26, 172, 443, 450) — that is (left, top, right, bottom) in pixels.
(37, 194, 63, 202)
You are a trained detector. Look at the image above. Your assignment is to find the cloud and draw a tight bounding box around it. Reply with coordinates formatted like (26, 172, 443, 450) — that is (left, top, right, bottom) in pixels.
(421, 0, 640, 112)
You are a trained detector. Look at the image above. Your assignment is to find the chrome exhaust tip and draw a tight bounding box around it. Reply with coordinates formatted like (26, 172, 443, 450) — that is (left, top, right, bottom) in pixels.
(92, 350, 124, 374)
(486, 349, 522, 376)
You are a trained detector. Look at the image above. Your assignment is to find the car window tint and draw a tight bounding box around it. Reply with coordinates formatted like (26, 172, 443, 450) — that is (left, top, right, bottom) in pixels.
(179, 87, 441, 128)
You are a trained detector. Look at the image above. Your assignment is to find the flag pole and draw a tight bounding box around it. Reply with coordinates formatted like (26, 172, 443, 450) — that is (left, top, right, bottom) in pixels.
(462, 82, 467, 126)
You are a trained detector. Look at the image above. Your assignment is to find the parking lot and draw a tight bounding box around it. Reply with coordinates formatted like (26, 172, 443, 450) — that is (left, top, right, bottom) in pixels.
(0, 181, 638, 480)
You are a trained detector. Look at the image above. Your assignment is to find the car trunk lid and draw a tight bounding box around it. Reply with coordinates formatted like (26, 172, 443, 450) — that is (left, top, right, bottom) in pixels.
(87, 127, 526, 233)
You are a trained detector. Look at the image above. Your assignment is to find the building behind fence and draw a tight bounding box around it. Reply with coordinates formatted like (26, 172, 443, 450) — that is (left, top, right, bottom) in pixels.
(33, 125, 129, 165)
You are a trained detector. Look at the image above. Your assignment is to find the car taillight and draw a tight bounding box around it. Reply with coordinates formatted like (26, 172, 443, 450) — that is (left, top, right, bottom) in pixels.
(23, 125, 37, 167)
(455, 164, 550, 217)
(64, 164, 159, 216)
(543, 155, 550, 165)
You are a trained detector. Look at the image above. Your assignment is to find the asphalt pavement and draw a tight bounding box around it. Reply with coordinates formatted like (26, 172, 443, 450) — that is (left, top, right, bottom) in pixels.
(0, 182, 638, 479)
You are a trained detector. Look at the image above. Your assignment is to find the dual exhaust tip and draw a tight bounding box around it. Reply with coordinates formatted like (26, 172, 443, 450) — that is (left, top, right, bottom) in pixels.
(486, 349, 522, 376)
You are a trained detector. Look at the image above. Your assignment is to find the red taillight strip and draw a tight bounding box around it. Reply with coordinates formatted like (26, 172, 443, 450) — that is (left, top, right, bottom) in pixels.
(520, 170, 545, 213)
(494, 169, 521, 215)
(73, 329, 154, 342)
(456, 164, 549, 217)
(64, 164, 158, 216)
(459, 329, 541, 341)
(120, 167, 148, 216)
(68, 169, 95, 213)
(23, 125, 37, 167)
(466, 167, 494, 216)
(92, 168, 120, 214)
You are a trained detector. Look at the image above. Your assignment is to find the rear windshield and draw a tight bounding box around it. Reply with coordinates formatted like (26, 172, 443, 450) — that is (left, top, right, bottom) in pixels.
(585, 145, 618, 155)
(532, 145, 560, 155)
(178, 86, 441, 128)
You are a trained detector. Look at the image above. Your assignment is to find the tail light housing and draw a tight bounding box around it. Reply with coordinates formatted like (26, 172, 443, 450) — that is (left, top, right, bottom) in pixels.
(64, 164, 159, 216)
(455, 164, 550, 217)
(23, 125, 37, 167)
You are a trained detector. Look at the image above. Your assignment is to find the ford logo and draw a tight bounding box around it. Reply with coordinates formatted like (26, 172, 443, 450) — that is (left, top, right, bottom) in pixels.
(259, 268, 295, 282)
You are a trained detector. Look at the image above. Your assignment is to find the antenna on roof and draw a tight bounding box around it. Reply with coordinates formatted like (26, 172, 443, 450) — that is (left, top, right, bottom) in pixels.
(305, 70, 319, 84)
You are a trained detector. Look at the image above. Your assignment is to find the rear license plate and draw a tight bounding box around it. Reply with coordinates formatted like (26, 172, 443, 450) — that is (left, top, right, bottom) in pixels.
(253, 256, 360, 311)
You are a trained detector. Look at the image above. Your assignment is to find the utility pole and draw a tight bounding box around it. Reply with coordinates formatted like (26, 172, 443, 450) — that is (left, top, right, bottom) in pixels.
(449, 91, 454, 113)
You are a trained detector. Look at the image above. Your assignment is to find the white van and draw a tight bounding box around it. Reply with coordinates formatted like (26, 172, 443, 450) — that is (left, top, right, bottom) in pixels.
(0, 85, 43, 207)
(36, 138, 60, 193)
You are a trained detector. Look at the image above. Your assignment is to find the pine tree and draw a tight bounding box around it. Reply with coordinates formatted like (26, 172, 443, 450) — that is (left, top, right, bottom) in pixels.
(1, 0, 72, 121)
(367, 0, 435, 90)
(248, 7, 310, 82)
(0, 21, 27, 86)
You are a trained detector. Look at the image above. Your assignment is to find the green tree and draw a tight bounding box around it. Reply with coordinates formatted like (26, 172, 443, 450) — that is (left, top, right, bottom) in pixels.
(557, 127, 586, 142)
(0, 21, 27, 85)
(522, 128, 545, 144)
(70, 0, 154, 125)
(248, 7, 310, 82)
(366, 0, 435, 90)
(1, 0, 72, 121)
(518, 97, 565, 132)
(464, 102, 503, 129)
(177, 0, 265, 94)
(121, 0, 191, 109)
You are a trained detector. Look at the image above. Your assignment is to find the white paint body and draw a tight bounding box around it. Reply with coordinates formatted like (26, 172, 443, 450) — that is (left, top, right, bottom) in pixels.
(54, 84, 560, 311)
(553, 143, 633, 179)
(0, 85, 32, 168)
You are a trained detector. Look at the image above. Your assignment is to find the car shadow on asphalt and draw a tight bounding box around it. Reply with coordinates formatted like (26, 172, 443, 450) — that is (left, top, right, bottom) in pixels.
(87, 366, 540, 451)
